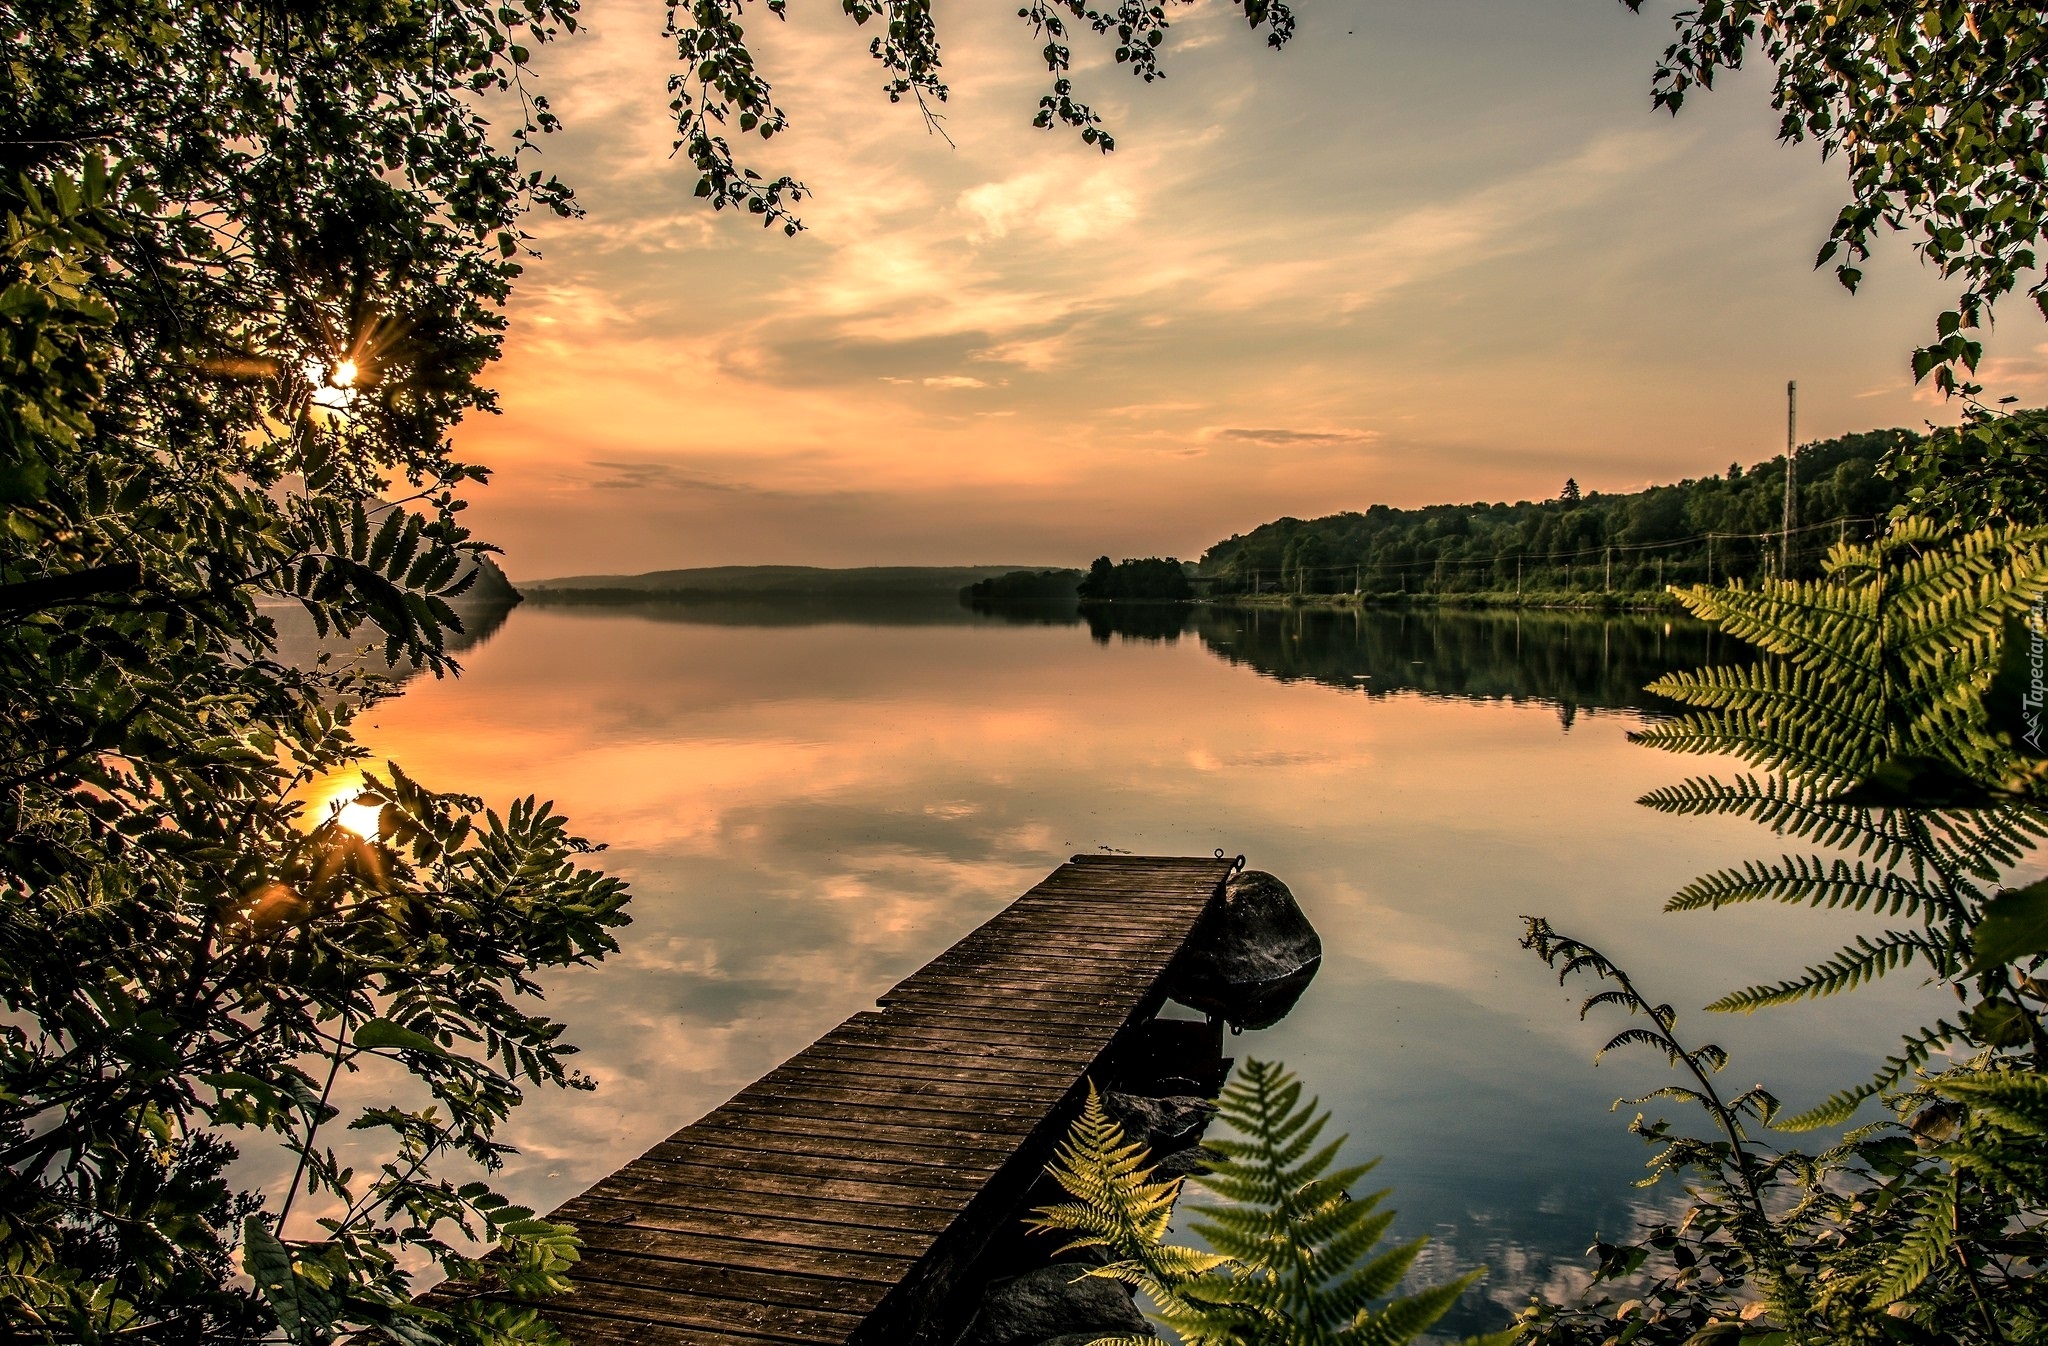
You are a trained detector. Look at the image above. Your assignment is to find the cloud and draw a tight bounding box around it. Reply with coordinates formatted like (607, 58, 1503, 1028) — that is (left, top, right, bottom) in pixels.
(1207, 427, 1382, 447)
(581, 460, 751, 493)
(878, 374, 991, 389)
(971, 334, 1074, 371)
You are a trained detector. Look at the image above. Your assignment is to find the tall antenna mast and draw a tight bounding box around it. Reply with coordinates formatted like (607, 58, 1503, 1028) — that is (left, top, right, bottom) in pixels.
(1780, 380, 1797, 577)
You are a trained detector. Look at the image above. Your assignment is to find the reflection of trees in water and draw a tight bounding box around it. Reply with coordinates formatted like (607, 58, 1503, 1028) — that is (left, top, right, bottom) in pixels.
(1085, 603, 1200, 644)
(1196, 607, 1740, 720)
(963, 594, 1081, 625)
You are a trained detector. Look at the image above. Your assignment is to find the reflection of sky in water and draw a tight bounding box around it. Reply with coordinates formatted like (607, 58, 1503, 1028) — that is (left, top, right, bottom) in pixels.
(279, 605, 1956, 1332)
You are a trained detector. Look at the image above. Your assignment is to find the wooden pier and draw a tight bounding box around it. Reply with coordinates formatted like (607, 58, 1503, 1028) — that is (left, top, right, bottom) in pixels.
(484, 853, 1239, 1346)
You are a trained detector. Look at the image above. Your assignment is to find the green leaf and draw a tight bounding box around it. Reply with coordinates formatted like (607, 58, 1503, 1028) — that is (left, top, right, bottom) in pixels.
(241, 1216, 305, 1340)
(1968, 879, 2048, 972)
(354, 1017, 448, 1056)
(1961, 999, 2032, 1048)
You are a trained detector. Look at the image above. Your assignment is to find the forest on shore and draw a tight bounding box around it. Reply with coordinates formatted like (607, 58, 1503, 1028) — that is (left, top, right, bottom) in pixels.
(964, 426, 1919, 611)
(1197, 427, 1913, 598)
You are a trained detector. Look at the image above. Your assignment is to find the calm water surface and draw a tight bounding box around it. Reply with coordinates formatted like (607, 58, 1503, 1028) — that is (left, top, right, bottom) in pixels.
(317, 601, 1956, 1332)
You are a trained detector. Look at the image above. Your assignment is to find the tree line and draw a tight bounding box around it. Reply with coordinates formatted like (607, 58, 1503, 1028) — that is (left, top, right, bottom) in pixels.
(1198, 427, 1915, 597)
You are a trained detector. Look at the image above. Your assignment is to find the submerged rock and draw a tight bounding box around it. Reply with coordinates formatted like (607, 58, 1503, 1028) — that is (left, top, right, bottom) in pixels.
(959, 1262, 1154, 1346)
(1151, 1143, 1218, 1180)
(1167, 869, 1322, 1030)
(1102, 1091, 1216, 1156)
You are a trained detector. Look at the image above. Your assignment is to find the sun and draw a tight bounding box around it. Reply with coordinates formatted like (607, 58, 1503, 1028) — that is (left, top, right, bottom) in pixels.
(325, 790, 384, 839)
(301, 355, 362, 413)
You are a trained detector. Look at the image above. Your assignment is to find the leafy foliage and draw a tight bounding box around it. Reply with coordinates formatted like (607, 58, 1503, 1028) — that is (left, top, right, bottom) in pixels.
(1030, 1066, 1510, 1346)
(1, 0, 636, 1333)
(1620, 0, 2048, 394)
(662, 0, 1297, 233)
(1518, 920, 2048, 1345)
(1078, 556, 1196, 603)
(1631, 516, 2048, 1106)
(1521, 518, 2048, 1345)
(1885, 400, 2048, 528)
(1, 3, 1313, 1340)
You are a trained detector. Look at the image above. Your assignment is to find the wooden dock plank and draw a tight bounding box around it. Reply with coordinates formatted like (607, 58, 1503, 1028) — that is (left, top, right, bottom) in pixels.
(572, 1181, 958, 1236)
(617, 1156, 974, 1212)
(569, 1258, 894, 1315)
(639, 1139, 995, 1190)
(474, 854, 1235, 1345)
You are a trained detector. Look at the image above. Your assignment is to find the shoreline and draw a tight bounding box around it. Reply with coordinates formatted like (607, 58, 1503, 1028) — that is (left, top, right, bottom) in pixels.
(1189, 589, 1684, 615)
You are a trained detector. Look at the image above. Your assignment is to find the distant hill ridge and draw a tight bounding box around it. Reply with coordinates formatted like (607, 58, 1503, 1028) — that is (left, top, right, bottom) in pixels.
(520, 565, 1060, 596)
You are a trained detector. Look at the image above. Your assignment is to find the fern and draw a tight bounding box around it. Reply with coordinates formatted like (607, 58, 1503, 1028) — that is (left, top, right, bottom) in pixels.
(1705, 930, 1954, 1012)
(1031, 1068, 1512, 1346)
(1664, 855, 1955, 919)
(1872, 1171, 1959, 1304)
(1629, 523, 2048, 1111)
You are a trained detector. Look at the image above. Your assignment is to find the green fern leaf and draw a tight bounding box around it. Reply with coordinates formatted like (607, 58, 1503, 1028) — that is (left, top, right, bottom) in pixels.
(1780, 1022, 1963, 1131)
(1664, 855, 1955, 920)
(1034, 1062, 1480, 1346)
(1934, 1068, 2048, 1137)
(1706, 931, 1950, 1012)
(1871, 1171, 1957, 1306)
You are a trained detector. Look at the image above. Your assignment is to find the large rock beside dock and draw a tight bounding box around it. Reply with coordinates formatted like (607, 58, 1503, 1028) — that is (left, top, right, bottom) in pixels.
(1102, 1090, 1215, 1154)
(1166, 869, 1322, 1030)
(1103, 1090, 1219, 1177)
(962, 1261, 1154, 1346)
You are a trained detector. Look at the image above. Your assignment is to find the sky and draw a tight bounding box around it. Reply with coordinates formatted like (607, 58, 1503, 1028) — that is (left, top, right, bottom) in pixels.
(458, 0, 2048, 581)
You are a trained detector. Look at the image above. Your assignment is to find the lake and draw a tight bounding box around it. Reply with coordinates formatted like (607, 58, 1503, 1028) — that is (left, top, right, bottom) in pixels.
(308, 598, 1955, 1334)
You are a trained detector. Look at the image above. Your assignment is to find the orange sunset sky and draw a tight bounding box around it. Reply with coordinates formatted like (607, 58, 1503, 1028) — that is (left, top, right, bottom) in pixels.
(453, 0, 2048, 580)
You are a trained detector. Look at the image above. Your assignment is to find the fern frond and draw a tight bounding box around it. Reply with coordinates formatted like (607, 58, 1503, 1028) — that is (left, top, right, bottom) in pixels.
(1781, 1021, 1964, 1131)
(1028, 1083, 1188, 1260)
(1706, 932, 1951, 1012)
(1670, 575, 1879, 679)
(1615, 1085, 1707, 1110)
(1664, 855, 1957, 921)
(1636, 774, 1924, 863)
(1035, 1063, 1479, 1346)
(1342, 1269, 1483, 1346)
(1596, 1027, 1683, 1064)
(1871, 1170, 1957, 1306)
(1648, 658, 1883, 729)
(1892, 523, 2048, 651)
(1931, 806, 2048, 878)
(1628, 707, 1877, 783)
(1933, 1068, 2048, 1136)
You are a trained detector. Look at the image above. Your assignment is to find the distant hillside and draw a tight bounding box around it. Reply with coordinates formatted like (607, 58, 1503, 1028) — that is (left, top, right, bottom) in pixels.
(1199, 427, 1915, 597)
(520, 565, 1059, 599)
(461, 554, 521, 604)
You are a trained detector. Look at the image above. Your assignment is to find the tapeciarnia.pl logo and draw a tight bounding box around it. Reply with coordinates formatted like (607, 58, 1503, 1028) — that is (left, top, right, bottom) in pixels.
(2026, 599, 2047, 756)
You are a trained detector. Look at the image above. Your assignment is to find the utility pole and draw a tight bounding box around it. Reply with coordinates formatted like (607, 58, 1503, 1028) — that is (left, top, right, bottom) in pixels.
(1781, 380, 1797, 578)
(1516, 554, 1522, 599)
(1707, 534, 1714, 584)
(1604, 546, 1612, 593)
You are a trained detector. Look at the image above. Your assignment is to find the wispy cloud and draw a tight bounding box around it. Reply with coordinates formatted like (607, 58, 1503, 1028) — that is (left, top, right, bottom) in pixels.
(582, 460, 751, 493)
(453, 0, 1994, 574)
(1207, 427, 1381, 447)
